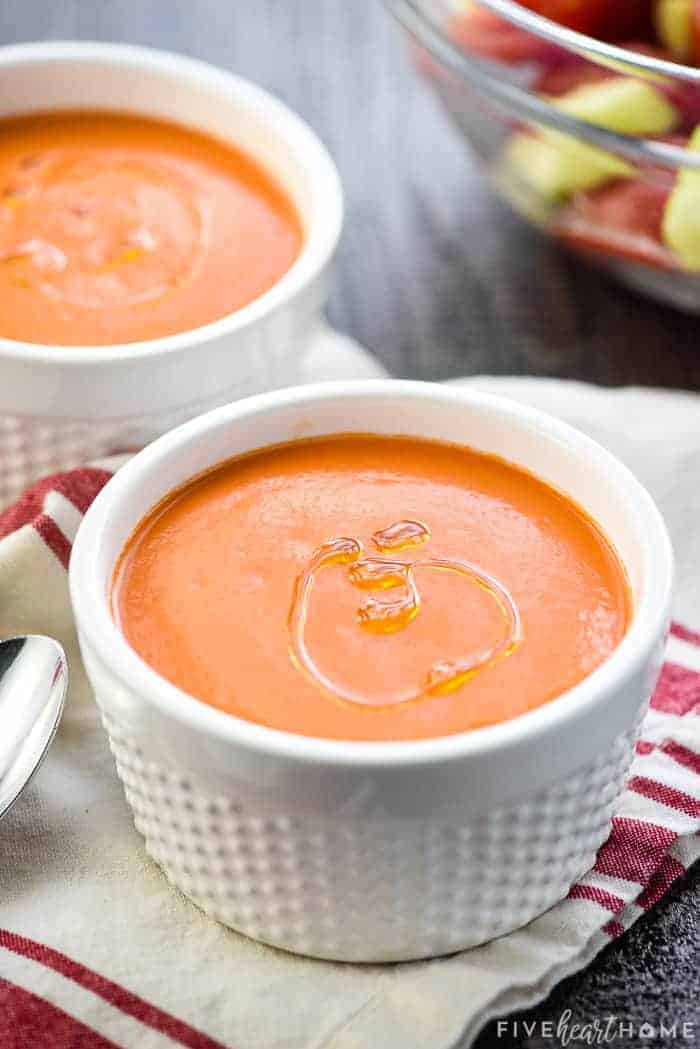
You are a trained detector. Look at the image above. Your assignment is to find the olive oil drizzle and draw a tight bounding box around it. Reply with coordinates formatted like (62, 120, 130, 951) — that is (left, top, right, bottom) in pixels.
(288, 520, 522, 710)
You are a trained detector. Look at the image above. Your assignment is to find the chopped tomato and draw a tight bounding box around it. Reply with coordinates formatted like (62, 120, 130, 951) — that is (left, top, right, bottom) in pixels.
(596, 2, 655, 42)
(474, 0, 654, 38)
(535, 55, 610, 95)
(553, 175, 677, 268)
(450, 7, 564, 63)
(517, 1, 610, 35)
(451, 2, 656, 67)
(496, 1, 653, 39)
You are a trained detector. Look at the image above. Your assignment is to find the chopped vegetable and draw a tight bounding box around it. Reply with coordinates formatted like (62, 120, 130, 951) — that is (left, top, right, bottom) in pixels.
(662, 123, 700, 266)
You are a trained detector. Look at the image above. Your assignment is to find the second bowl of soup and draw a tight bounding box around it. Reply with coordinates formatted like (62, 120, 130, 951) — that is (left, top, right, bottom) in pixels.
(70, 381, 672, 961)
(0, 41, 342, 507)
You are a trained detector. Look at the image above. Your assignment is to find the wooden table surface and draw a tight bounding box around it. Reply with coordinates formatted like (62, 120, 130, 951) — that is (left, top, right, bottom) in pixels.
(2, 2, 698, 1046)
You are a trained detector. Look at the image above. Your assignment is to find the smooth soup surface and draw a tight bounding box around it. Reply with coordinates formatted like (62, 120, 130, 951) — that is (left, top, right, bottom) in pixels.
(113, 435, 632, 741)
(0, 111, 302, 345)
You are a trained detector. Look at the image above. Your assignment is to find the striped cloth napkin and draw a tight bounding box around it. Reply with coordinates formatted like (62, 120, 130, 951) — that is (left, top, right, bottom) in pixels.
(0, 362, 698, 1048)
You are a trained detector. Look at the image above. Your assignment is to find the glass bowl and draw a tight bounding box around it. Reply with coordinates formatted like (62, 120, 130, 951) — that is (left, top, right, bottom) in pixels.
(386, 0, 700, 312)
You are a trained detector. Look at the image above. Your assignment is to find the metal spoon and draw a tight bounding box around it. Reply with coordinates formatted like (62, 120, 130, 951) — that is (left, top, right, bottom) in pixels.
(0, 636, 68, 820)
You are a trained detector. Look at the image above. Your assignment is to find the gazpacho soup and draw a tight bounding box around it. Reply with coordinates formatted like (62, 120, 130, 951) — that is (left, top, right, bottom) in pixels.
(112, 435, 632, 742)
(0, 111, 302, 345)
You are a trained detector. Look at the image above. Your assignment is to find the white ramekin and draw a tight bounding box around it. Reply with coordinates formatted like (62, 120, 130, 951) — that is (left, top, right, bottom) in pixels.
(0, 41, 342, 508)
(70, 381, 673, 962)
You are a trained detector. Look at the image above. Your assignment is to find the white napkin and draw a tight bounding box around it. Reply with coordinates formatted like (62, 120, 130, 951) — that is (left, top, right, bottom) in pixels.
(0, 331, 698, 1049)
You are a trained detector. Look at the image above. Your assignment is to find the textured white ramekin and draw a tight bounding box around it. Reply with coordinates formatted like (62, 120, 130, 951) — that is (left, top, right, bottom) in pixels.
(0, 41, 342, 507)
(70, 381, 673, 962)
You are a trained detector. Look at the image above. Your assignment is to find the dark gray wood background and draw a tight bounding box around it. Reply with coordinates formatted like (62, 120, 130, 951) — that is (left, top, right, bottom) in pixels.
(1, 2, 697, 1046)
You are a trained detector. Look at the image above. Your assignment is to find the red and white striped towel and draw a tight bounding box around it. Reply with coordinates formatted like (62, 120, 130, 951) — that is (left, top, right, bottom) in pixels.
(0, 370, 698, 1049)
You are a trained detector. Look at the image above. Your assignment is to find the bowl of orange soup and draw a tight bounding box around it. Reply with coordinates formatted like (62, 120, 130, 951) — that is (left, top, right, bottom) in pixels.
(0, 41, 341, 507)
(70, 381, 672, 962)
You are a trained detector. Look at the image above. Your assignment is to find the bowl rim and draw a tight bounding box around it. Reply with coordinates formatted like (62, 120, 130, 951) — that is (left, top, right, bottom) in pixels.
(69, 379, 674, 769)
(463, 0, 700, 82)
(0, 40, 343, 363)
(387, 0, 700, 172)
